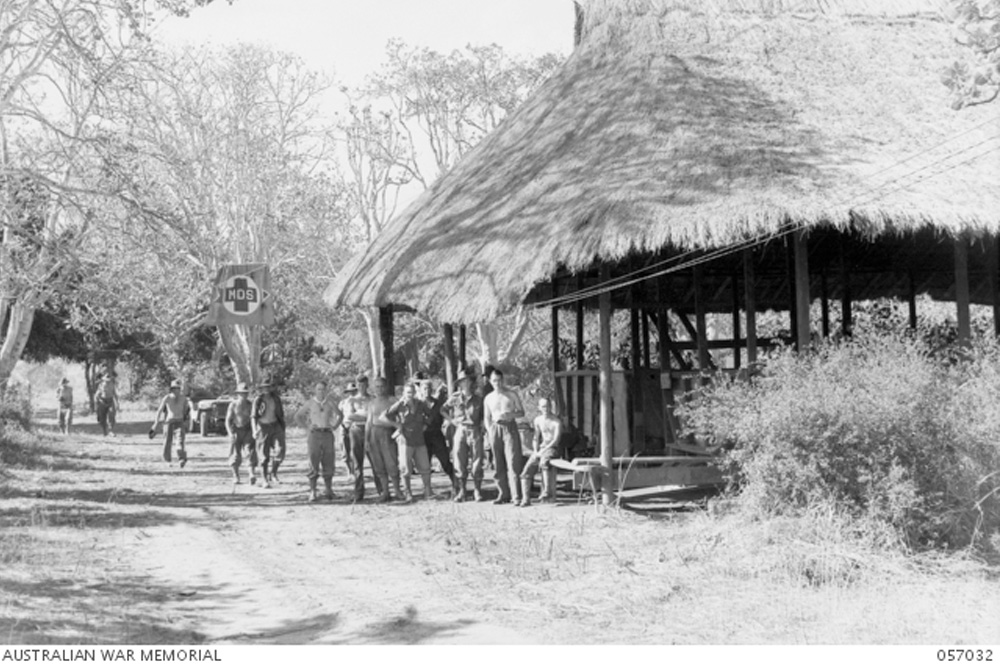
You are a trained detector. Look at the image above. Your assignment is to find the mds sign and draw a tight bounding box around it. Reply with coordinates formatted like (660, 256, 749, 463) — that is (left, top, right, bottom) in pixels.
(205, 264, 275, 326)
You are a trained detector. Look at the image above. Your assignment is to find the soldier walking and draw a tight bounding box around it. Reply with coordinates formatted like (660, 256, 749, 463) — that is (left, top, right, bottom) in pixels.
(252, 376, 286, 488)
(95, 372, 120, 437)
(225, 383, 256, 484)
(56, 378, 74, 435)
(151, 381, 194, 467)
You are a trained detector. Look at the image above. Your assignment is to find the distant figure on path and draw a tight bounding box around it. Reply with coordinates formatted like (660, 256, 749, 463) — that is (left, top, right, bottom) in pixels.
(95, 372, 120, 437)
(226, 383, 256, 484)
(295, 380, 343, 502)
(252, 376, 286, 488)
(56, 378, 73, 435)
(152, 380, 194, 467)
(519, 397, 562, 507)
(443, 369, 484, 502)
(483, 368, 525, 505)
(380, 383, 432, 501)
(366, 376, 402, 502)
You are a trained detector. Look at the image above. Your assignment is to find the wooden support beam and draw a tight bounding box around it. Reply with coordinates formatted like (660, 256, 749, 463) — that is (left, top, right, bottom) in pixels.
(908, 271, 918, 330)
(793, 230, 811, 351)
(629, 303, 642, 455)
(575, 276, 585, 431)
(820, 269, 830, 338)
(599, 270, 615, 506)
(458, 325, 467, 369)
(989, 235, 1000, 337)
(641, 310, 651, 369)
(693, 264, 710, 371)
(731, 268, 741, 369)
(675, 310, 699, 341)
(442, 324, 456, 393)
(551, 281, 565, 417)
(786, 235, 797, 347)
(378, 305, 395, 389)
(839, 234, 852, 337)
(955, 234, 971, 346)
(743, 249, 758, 366)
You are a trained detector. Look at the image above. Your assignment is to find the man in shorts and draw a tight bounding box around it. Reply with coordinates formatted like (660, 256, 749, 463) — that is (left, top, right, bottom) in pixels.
(295, 380, 343, 502)
(380, 383, 432, 501)
(252, 375, 286, 488)
(483, 368, 526, 505)
(519, 397, 563, 506)
(152, 380, 194, 467)
(225, 383, 255, 484)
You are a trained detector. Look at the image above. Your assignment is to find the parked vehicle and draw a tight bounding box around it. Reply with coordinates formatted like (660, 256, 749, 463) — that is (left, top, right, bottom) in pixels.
(190, 393, 234, 436)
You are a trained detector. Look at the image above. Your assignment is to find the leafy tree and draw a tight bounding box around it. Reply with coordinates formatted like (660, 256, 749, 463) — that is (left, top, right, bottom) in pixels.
(944, 0, 1000, 108)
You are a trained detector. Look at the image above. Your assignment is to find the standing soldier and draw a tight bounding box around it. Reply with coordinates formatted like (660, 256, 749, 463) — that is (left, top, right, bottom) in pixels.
(339, 382, 356, 480)
(343, 375, 374, 501)
(295, 380, 343, 502)
(95, 372, 120, 437)
(56, 378, 74, 435)
(366, 376, 402, 502)
(252, 376, 286, 489)
(151, 381, 194, 467)
(483, 368, 526, 505)
(225, 383, 255, 484)
(415, 374, 459, 499)
(380, 383, 432, 501)
(519, 397, 563, 506)
(443, 369, 484, 502)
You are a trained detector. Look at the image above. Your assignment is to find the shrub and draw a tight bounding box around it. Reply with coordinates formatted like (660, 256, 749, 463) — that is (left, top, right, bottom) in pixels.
(0, 383, 33, 432)
(677, 333, 1000, 551)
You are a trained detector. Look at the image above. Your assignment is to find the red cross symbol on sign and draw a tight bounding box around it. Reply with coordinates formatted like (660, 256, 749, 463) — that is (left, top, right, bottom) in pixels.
(222, 275, 262, 316)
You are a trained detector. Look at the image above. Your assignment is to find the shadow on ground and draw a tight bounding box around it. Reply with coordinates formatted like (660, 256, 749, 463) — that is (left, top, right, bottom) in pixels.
(0, 575, 210, 644)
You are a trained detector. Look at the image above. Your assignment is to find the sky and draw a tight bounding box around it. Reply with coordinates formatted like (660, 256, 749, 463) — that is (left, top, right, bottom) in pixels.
(156, 0, 575, 86)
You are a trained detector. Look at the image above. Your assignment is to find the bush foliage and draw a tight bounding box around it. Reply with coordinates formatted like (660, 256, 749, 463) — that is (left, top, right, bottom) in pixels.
(677, 333, 1000, 551)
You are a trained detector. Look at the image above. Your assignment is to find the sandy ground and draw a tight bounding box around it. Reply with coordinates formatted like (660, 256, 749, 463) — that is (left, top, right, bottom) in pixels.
(4, 402, 1000, 645)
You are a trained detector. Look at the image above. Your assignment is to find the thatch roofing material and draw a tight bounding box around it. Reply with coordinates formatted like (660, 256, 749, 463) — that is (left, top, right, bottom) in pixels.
(327, 0, 1000, 323)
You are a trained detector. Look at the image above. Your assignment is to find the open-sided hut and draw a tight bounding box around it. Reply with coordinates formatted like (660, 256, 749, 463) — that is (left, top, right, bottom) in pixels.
(327, 0, 1000, 495)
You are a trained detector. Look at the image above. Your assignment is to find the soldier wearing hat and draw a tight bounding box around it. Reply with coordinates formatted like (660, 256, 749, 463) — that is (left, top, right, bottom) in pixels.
(252, 375, 286, 488)
(95, 371, 120, 437)
(339, 381, 357, 480)
(443, 368, 485, 501)
(366, 376, 402, 502)
(152, 380, 194, 467)
(226, 383, 256, 484)
(56, 378, 74, 435)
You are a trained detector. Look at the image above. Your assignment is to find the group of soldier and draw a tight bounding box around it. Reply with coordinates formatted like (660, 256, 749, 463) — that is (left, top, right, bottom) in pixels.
(54, 372, 119, 437)
(221, 367, 564, 506)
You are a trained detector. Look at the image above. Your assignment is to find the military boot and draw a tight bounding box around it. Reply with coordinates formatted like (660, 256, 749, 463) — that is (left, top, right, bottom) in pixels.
(308, 479, 319, 502)
(518, 478, 533, 507)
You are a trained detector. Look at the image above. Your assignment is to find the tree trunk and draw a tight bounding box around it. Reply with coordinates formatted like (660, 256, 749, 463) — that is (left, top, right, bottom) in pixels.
(498, 307, 532, 365)
(360, 307, 383, 379)
(217, 322, 262, 386)
(474, 322, 499, 370)
(0, 298, 37, 391)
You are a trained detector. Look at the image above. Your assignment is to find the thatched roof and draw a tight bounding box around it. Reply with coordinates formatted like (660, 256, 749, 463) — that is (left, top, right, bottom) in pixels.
(327, 0, 1000, 323)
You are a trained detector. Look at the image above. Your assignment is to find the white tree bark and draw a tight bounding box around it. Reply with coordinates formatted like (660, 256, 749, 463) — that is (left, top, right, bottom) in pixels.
(360, 306, 383, 379)
(217, 323, 262, 386)
(0, 296, 37, 391)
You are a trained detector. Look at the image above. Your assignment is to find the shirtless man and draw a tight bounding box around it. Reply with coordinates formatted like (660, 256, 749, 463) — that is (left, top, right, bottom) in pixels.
(295, 380, 343, 502)
(380, 383, 432, 501)
(252, 376, 286, 488)
(152, 381, 194, 467)
(366, 376, 402, 502)
(343, 375, 374, 501)
(519, 397, 563, 506)
(482, 368, 526, 505)
(225, 383, 256, 484)
(96, 372, 120, 437)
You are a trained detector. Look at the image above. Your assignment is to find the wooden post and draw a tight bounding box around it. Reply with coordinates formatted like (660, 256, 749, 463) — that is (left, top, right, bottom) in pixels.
(551, 277, 564, 417)
(786, 235, 797, 347)
(629, 301, 642, 455)
(839, 233, 852, 337)
(955, 233, 971, 346)
(459, 325, 467, 369)
(743, 249, 757, 366)
(378, 305, 394, 390)
(820, 269, 830, 338)
(442, 324, 456, 393)
(598, 270, 615, 506)
(793, 230, 811, 351)
(641, 310, 651, 369)
(657, 276, 675, 451)
(908, 271, 918, 330)
(693, 263, 710, 371)
(576, 276, 585, 432)
(731, 270, 741, 369)
(988, 235, 1000, 337)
